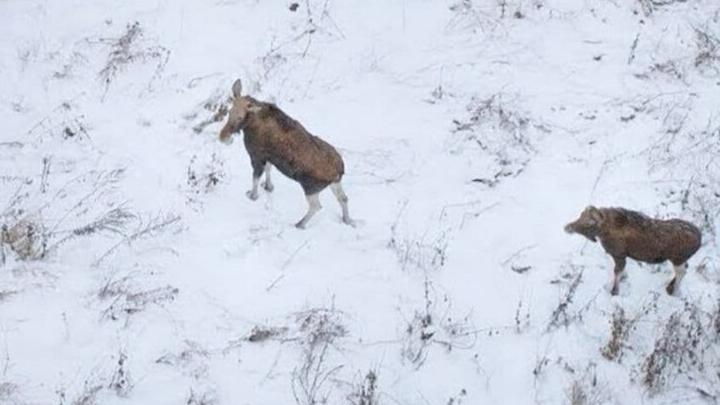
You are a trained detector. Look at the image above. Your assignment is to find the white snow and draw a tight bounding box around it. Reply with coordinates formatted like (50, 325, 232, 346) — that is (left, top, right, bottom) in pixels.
(1, 0, 720, 404)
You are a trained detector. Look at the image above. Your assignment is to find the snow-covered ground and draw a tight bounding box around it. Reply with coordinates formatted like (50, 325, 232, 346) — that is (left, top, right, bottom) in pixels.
(1, 0, 720, 404)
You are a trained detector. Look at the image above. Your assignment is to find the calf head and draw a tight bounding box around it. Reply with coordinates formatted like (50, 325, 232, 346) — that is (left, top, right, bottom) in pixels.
(565, 205, 604, 242)
(219, 79, 262, 144)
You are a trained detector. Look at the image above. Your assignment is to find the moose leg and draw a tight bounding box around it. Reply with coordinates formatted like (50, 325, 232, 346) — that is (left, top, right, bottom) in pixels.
(330, 182, 354, 226)
(295, 193, 321, 229)
(262, 162, 274, 192)
(610, 256, 626, 296)
(666, 262, 688, 295)
(246, 160, 265, 201)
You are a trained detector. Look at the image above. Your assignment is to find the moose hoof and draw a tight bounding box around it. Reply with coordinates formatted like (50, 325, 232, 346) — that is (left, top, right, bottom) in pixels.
(610, 285, 619, 296)
(295, 221, 307, 230)
(262, 182, 274, 192)
(665, 281, 676, 295)
(246, 190, 259, 201)
(342, 217, 356, 227)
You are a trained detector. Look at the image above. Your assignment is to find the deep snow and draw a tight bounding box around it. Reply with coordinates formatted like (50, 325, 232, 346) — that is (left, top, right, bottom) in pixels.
(1, 0, 720, 404)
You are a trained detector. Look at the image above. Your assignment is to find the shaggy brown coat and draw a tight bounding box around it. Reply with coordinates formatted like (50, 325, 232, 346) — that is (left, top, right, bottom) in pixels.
(219, 79, 352, 228)
(564, 206, 701, 295)
(222, 99, 344, 194)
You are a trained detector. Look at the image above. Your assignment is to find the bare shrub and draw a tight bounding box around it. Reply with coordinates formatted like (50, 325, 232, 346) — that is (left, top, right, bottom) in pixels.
(388, 201, 449, 273)
(446, 388, 468, 405)
(296, 307, 348, 349)
(16, 41, 39, 72)
(650, 118, 720, 273)
(650, 114, 720, 222)
(0, 289, 19, 302)
(71, 385, 103, 405)
(245, 325, 289, 343)
(57, 353, 136, 405)
(291, 307, 347, 405)
(693, 25, 720, 76)
(515, 298, 531, 334)
(229, 308, 345, 353)
(26, 99, 91, 143)
(660, 180, 719, 244)
(0, 382, 21, 405)
(640, 301, 719, 396)
(57, 381, 102, 405)
(186, 153, 226, 205)
(291, 339, 343, 405)
(447, 0, 503, 33)
(0, 166, 137, 263)
(99, 273, 179, 322)
(615, 92, 695, 138)
(94, 21, 170, 98)
(92, 212, 181, 266)
(225, 306, 350, 405)
(449, 93, 544, 187)
(250, 0, 344, 93)
(347, 370, 379, 405)
(108, 351, 133, 397)
(601, 306, 634, 362)
(401, 309, 434, 366)
(446, 0, 538, 33)
(101, 285, 179, 322)
(564, 363, 612, 405)
(156, 341, 210, 381)
(567, 382, 587, 405)
(186, 86, 232, 134)
(270, 0, 344, 61)
(645, 59, 688, 84)
(713, 299, 720, 339)
(401, 275, 476, 368)
(637, 0, 689, 16)
(186, 388, 218, 405)
(51, 51, 88, 80)
(547, 266, 584, 332)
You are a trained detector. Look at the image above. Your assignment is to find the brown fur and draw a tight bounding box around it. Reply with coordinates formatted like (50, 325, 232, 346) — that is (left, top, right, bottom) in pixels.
(565, 206, 701, 295)
(219, 79, 352, 228)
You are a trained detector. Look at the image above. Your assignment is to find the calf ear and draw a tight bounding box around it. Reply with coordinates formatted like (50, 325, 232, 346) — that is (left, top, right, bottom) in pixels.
(231, 79, 243, 98)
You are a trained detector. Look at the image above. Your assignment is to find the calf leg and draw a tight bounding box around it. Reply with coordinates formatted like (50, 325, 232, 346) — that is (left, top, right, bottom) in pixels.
(666, 262, 688, 295)
(262, 162, 274, 192)
(295, 193, 321, 229)
(330, 182, 354, 226)
(246, 160, 265, 201)
(610, 256, 626, 296)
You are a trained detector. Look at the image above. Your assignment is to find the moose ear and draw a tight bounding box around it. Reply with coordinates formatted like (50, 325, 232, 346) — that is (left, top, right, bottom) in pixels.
(231, 79, 243, 98)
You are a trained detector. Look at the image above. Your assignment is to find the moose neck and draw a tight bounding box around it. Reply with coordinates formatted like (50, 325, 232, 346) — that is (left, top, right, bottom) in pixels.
(241, 114, 262, 137)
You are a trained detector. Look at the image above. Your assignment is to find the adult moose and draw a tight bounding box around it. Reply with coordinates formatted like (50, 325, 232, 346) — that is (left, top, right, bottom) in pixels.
(219, 79, 354, 229)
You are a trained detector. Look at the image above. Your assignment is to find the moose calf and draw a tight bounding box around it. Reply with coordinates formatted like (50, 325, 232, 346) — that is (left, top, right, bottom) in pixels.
(564, 206, 701, 295)
(219, 79, 353, 229)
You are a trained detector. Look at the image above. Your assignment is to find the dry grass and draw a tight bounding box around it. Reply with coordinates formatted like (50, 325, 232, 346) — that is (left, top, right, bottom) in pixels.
(547, 266, 584, 332)
(450, 93, 545, 187)
(95, 21, 170, 98)
(347, 370, 379, 405)
(185, 153, 226, 207)
(291, 307, 348, 405)
(388, 201, 449, 273)
(564, 363, 612, 405)
(640, 301, 717, 396)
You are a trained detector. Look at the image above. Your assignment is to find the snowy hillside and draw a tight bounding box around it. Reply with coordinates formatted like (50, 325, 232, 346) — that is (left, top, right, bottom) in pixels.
(1, 0, 720, 404)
